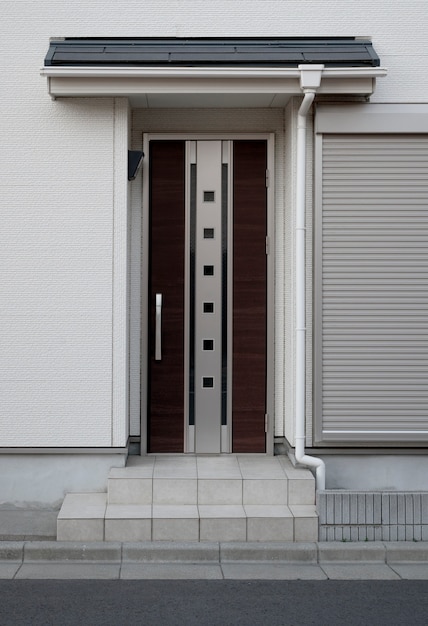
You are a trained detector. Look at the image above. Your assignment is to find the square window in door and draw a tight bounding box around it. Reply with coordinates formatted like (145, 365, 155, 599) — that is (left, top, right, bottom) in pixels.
(203, 191, 215, 202)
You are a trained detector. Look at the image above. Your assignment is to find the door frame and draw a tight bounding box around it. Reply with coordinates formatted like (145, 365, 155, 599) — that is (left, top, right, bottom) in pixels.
(140, 133, 275, 454)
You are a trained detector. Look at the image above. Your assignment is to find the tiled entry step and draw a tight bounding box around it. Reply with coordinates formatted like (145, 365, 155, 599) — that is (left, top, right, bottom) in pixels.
(57, 456, 317, 542)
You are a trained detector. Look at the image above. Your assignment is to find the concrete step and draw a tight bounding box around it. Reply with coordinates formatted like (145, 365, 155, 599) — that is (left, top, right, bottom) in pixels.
(57, 455, 317, 542)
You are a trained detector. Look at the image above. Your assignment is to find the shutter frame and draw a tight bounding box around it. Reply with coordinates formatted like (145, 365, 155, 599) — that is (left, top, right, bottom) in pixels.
(315, 132, 428, 444)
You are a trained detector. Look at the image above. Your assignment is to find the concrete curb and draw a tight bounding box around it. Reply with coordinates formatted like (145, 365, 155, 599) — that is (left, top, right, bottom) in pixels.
(123, 542, 219, 562)
(318, 542, 387, 563)
(0, 541, 427, 565)
(24, 542, 122, 563)
(220, 542, 318, 563)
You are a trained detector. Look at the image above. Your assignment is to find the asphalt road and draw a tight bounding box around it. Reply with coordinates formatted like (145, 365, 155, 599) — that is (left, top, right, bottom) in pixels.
(0, 580, 427, 626)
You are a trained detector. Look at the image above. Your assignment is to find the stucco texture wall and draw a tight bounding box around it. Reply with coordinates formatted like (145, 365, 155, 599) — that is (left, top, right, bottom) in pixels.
(0, 1, 426, 447)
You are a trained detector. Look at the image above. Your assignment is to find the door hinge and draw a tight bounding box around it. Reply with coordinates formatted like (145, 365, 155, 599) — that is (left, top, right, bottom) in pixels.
(265, 236, 270, 255)
(265, 169, 270, 187)
(265, 413, 269, 433)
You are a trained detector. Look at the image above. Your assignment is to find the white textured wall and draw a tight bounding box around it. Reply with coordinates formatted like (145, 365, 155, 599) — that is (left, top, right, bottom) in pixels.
(1, 1, 427, 448)
(0, 7, 121, 447)
(0, 95, 116, 446)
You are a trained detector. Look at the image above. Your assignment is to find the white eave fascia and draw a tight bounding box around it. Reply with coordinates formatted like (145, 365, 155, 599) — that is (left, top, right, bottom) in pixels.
(40, 65, 387, 100)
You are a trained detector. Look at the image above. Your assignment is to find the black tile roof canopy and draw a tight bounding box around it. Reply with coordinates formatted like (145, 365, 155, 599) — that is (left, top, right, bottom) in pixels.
(44, 38, 380, 68)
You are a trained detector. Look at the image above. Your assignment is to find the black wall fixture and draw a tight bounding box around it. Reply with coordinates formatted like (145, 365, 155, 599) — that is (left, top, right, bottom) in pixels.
(128, 150, 144, 181)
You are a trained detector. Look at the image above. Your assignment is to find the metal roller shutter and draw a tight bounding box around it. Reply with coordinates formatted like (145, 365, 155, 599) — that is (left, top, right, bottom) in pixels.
(315, 134, 428, 443)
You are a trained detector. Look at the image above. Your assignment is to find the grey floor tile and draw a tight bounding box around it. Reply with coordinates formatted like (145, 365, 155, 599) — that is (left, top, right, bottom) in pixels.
(221, 564, 327, 580)
(320, 564, 400, 580)
(120, 564, 223, 579)
(14, 563, 121, 579)
(389, 564, 428, 579)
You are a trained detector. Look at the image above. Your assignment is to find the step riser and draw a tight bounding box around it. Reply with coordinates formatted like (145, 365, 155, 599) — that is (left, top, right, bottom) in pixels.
(58, 515, 318, 543)
(107, 479, 314, 506)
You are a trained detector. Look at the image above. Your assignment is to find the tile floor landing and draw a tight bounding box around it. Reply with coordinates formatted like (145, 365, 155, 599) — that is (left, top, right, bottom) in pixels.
(57, 455, 318, 542)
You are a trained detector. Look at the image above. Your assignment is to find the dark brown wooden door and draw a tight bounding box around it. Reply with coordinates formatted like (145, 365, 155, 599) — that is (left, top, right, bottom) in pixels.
(232, 141, 267, 452)
(148, 139, 267, 453)
(148, 141, 186, 452)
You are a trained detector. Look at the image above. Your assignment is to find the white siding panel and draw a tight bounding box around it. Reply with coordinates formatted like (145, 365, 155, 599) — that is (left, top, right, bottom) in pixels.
(317, 135, 428, 442)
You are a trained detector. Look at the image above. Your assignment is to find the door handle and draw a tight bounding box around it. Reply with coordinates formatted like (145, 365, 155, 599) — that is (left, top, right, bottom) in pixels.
(155, 293, 162, 360)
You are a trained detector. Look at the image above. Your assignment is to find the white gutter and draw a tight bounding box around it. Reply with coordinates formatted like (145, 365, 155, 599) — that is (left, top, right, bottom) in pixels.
(40, 65, 387, 79)
(294, 66, 326, 490)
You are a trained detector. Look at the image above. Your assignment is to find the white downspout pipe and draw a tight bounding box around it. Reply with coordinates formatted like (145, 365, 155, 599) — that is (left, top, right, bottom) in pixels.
(295, 66, 325, 490)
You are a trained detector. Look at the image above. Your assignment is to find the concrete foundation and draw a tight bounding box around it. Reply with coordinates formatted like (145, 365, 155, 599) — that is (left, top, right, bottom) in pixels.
(0, 454, 126, 508)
